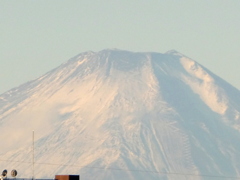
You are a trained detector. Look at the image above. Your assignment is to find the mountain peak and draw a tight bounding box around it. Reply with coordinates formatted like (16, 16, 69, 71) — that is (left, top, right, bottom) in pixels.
(0, 49, 240, 180)
(165, 49, 183, 56)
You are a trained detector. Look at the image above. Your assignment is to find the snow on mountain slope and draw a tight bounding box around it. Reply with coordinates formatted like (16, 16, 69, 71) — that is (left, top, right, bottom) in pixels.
(0, 49, 240, 180)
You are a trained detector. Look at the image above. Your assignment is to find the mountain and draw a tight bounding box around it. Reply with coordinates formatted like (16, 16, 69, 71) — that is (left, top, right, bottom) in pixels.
(0, 49, 240, 180)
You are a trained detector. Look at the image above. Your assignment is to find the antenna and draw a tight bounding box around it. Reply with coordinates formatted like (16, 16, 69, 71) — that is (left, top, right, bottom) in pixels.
(32, 130, 35, 180)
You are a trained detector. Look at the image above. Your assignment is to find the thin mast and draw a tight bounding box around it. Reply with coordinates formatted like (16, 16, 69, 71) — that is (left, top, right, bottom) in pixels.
(32, 130, 35, 180)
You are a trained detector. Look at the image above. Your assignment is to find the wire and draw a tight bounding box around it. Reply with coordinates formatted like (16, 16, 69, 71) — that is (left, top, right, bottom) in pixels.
(0, 159, 240, 179)
(0, 159, 31, 164)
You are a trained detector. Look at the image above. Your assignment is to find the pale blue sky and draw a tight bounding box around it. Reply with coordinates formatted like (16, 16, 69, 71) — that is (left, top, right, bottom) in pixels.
(1, 0, 240, 93)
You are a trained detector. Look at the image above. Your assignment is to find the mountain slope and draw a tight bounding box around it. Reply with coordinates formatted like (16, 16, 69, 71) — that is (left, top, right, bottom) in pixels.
(0, 49, 240, 180)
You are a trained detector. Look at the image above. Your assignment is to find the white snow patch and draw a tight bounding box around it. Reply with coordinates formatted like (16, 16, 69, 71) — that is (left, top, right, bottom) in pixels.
(180, 57, 228, 115)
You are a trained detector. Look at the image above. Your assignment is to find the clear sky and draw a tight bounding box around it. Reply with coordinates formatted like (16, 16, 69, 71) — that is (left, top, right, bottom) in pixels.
(1, 0, 240, 94)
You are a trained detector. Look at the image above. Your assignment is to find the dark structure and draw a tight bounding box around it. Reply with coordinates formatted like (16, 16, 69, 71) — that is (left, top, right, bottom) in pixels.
(0, 171, 79, 180)
(55, 175, 79, 180)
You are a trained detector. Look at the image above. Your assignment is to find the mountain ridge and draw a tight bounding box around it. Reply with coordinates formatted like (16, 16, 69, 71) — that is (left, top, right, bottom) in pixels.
(0, 49, 240, 180)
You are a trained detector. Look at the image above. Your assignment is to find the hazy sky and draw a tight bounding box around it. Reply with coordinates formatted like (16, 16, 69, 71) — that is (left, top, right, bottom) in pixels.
(1, 0, 240, 94)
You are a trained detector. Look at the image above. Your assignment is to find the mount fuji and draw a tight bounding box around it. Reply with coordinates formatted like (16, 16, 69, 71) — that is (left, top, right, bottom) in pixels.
(0, 49, 240, 180)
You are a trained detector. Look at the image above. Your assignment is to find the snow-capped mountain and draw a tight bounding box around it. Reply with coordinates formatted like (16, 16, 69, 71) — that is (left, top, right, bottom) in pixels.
(0, 49, 240, 180)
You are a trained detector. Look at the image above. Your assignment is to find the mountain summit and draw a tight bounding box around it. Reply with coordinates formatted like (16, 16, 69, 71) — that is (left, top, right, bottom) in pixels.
(0, 49, 240, 180)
